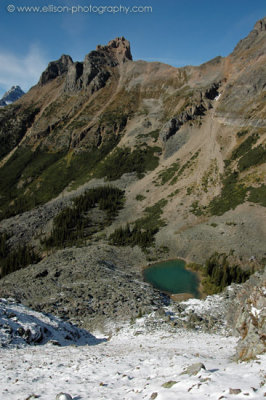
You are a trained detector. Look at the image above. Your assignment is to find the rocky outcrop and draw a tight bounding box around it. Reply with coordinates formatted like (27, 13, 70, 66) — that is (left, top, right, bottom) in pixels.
(233, 16, 266, 55)
(160, 82, 221, 142)
(96, 37, 132, 64)
(39, 55, 73, 85)
(226, 269, 266, 360)
(160, 118, 182, 142)
(64, 37, 132, 93)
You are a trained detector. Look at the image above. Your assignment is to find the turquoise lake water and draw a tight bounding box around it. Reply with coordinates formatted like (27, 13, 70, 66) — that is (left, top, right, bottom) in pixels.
(143, 259, 199, 297)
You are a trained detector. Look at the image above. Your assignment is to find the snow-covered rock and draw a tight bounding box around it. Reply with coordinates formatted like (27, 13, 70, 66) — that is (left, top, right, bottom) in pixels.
(55, 393, 72, 400)
(0, 85, 25, 106)
(0, 298, 105, 348)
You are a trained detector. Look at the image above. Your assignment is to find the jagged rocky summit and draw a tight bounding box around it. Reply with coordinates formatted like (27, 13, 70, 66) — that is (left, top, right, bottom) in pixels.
(39, 37, 132, 93)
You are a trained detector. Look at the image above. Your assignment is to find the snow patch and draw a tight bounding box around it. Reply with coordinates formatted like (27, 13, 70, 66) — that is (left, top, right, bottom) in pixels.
(0, 299, 265, 400)
(251, 305, 262, 317)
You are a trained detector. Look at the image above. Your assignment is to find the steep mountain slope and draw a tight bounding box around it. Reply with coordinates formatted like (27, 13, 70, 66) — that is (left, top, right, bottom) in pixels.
(0, 19, 265, 337)
(0, 295, 265, 400)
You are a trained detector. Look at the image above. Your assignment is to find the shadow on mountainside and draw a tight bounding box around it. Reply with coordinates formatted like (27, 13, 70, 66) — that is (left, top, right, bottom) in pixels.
(0, 298, 107, 348)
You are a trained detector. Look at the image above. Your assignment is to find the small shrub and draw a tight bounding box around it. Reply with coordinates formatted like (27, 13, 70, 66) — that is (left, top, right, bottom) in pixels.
(186, 187, 193, 195)
(190, 201, 204, 216)
(168, 189, 180, 198)
(237, 130, 248, 138)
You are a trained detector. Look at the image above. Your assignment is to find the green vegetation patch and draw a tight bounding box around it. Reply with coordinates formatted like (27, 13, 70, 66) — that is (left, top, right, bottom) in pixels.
(170, 150, 200, 185)
(190, 200, 204, 217)
(109, 199, 167, 249)
(237, 129, 248, 138)
(98, 109, 129, 133)
(136, 194, 146, 201)
(0, 136, 119, 220)
(238, 144, 266, 172)
(45, 186, 125, 248)
(209, 172, 248, 216)
(0, 105, 40, 161)
(231, 133, 259, 160)
(108, 223, 157, 249)
(168, 188, 180, 198)
(137, 130, 160, 142)
(95, 145, 161, 181)
(157, 161, 180, 185)
(209, 131, 265, 216)
(248, 185, 266, 207)
(136, 199, 168, 231)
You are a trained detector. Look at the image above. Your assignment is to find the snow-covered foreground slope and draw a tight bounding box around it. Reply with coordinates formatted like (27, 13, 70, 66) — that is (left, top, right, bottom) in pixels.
(0, 299, 265, 400)
(0, 298, 105, 347)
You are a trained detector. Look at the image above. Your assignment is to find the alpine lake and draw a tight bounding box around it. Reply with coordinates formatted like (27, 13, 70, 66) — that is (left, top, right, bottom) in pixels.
(143, 259, 200, 299)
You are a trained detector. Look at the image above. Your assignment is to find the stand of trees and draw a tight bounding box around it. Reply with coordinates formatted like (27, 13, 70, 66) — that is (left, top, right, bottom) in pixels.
(205, 252, 254, 290)
(45, 186, 125, 248)
(109, 223, 158, 249)
(0, 232, 40, 278)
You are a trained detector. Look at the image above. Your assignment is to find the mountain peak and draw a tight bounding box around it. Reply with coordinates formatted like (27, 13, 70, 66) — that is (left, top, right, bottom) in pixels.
(96, 36, 132, 63)
(63, 37, 132, 92)
(0, 85, 25, 106)
(254, 16, 266, 32)
(232, 16, 266, 55)
(38, 38, 132, 89)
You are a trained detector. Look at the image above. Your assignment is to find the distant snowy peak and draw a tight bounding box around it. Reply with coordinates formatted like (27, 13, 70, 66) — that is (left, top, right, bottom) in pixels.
(0, 85, 25, 106)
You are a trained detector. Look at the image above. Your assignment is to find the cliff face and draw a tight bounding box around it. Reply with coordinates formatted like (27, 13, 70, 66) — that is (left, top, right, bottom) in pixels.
(227, 270, 266, 361)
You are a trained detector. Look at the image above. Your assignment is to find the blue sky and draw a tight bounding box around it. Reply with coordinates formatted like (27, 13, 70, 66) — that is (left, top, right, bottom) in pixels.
(0, 0, 265, 96)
